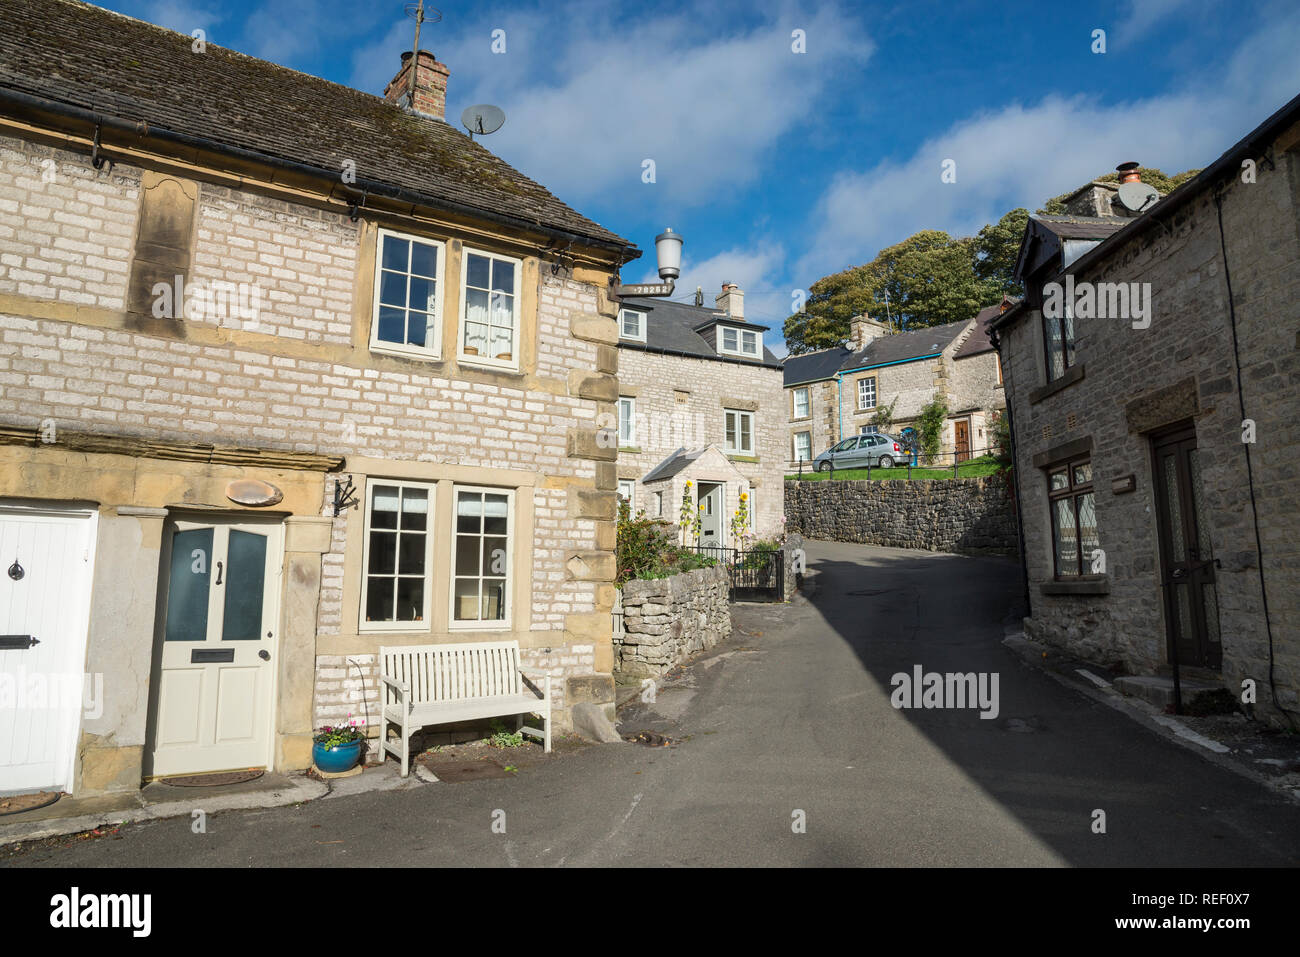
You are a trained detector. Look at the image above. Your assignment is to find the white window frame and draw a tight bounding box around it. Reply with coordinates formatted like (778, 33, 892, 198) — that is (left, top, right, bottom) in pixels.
(717, 325, 761, 357)
(793, 386, 809, 419)
(370, 228, 446, 360)
(618, 396, 636, 447)
(858, 376, 877, 410)
(619, 308, 646, 342)
(617, 480, 635, 510)
(358, 478, 436, 633)
(724, 408, 755, 455)
(448, 484, 514, 631)
(794, 431, 812, 462)
(859, 424, 880, 436)
(459, 247, 523, 371)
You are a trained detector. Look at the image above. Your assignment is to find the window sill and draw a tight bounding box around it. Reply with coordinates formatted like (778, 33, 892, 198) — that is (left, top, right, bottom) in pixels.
(370, 343, 444, 363)
(727, 454, 759, 463)
(458, 354, 522, 374)
(1039, 576, 1109, 596)
(1029, 363, 1085, 404)
(618, 446, 641, 454)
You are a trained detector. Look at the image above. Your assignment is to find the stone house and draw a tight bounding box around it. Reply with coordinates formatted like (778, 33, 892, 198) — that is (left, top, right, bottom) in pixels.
(784, 306, 1006, 467)
(615, 282, 785, 546)
(0, 0, 637, 795)
(990, 92, 1300, 726)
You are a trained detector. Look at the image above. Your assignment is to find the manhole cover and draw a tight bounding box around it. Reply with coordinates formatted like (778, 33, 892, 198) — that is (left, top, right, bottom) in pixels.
(159, 769, 265, 787)
(623, 730, 674, 747)
(0, 791, 61, 817)
(424, 761, 513, 782)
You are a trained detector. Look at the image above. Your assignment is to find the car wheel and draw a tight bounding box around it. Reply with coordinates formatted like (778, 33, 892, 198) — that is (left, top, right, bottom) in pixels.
(878, 455, 894, 469)
(817, 461, 832, 472)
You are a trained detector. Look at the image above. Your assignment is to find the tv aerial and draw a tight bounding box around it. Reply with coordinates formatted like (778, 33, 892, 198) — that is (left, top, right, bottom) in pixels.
(461, 104, 506, 139)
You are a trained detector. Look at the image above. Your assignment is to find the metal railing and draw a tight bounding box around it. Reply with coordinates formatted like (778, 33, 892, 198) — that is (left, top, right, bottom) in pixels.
(691, 544, 784, 601)
(787, 445, 1003, 480)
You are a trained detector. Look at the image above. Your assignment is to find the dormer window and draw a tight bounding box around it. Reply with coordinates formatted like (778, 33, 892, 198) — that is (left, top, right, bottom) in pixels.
(717, 325, 760, 357)
(619, 308, 646, 342)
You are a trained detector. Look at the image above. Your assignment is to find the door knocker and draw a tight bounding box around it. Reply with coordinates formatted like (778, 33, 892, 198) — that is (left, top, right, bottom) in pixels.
(7, 559, 23, 581)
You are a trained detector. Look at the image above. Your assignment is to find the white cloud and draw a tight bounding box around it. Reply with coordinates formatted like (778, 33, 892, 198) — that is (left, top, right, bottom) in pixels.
(349, 1, 870, 207)
(794, 7, 1300, 285)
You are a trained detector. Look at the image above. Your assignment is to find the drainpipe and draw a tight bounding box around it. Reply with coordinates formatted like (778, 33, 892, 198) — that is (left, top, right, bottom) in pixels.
(836, 372, 843, 444)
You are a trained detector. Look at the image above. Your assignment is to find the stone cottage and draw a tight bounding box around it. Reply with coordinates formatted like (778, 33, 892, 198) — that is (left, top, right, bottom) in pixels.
(615, 282, 785, 546)
(990, 93, 1300, 726)
(0, 0, 636, 795)
(784, 306, 1006, 467)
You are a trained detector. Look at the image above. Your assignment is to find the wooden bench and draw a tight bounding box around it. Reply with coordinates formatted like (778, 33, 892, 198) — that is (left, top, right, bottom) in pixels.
(377, 641, 551, 777)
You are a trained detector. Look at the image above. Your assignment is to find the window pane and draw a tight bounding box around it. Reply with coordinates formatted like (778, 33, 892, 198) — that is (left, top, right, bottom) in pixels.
(368, 531, 396, 574)
(722, 328, 738, 351)
(467, 253, 490, 289)
(401, 488, 428, 527)
(394, 577, 424, 621)
(408, 275, 436, 314)
(740, 414, 752, 451)
(453, 577, 480, 622)
(455, 536, 480, 575)
(222, 530, 267, 641)
(365, 577, 394, 622)
(376, 306, 405, 344)
(483, 494, 509, 534)
(164, 527, 213, 642)
(1078, 492, 1099, 565)
(491, 259, 515, 295)
(1073, 462, 1092, 486)
(484, 536, 508, 573)
(381, 235, 409, 272)
(379, 270, 406, 307)
(406, 311, 427, 347)
(1053, 498, 1079, 576)
(409, 241, 438, 279)
(1049, 469, 1069, 492)
(1045, 315, 1065, 379)
(397, 532, 426, 576)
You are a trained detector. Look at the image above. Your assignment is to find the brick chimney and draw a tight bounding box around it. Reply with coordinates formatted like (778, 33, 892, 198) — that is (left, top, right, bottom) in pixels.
(384, 50, 451, 121)
(849, 314, 891, 351)
(715, 282, 744, 320)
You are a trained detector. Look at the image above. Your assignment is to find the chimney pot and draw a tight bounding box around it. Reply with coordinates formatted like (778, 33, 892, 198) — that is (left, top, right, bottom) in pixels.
(1116, 161, 1141, 184)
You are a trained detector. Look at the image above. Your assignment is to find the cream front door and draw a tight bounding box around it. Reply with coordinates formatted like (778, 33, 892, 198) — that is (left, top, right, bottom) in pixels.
(146, 516, 281, 777)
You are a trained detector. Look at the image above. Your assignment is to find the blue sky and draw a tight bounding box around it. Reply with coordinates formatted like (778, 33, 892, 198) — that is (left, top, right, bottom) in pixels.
(98, 0, 1300, 353)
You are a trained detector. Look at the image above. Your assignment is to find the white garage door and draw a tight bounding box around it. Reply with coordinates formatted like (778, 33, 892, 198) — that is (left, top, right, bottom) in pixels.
(0, 506, 97, 794)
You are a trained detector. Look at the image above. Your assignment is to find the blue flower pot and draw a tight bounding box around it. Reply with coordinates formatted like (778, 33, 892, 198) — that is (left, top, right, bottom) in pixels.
(313, 739, 363, 773)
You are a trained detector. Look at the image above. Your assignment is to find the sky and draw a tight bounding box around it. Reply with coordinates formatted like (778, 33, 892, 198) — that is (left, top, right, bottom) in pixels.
(97, 0, 1300, 355)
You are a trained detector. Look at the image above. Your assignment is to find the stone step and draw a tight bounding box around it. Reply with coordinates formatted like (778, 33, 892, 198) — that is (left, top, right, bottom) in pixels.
(1114, 674, 1224, 709)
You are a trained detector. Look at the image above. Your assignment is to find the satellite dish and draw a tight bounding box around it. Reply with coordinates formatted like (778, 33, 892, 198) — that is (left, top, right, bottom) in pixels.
(461, 104, 506, 138)
(1117, 180, 1159, 212)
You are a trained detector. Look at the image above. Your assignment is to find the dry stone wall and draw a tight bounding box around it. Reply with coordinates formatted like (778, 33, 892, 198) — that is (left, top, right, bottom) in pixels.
(785, 477, 1018, 555)
(614, 564, 731, 677)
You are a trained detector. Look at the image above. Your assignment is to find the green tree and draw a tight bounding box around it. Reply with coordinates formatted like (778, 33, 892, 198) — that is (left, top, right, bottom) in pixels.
(784, 231, 1003, 354)
(972, 208, 1029, 298)
(1038, 167, 1200, 214)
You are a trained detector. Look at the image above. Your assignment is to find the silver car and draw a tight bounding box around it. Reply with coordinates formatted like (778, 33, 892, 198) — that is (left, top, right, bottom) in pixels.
(813, 432, 906, 471)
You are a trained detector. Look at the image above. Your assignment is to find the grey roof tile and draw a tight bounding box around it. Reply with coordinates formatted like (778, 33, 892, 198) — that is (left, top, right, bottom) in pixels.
(0, 0, 632, 249)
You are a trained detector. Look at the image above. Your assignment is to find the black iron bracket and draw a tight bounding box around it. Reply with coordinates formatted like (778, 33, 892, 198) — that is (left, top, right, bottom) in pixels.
(348, 191, 368, 223)
(333, 474, 360, 516)
(0, 634, 40, 650)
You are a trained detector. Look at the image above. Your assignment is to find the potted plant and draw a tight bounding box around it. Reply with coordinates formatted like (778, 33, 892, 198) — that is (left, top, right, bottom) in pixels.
(313, 716, 366, 773)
